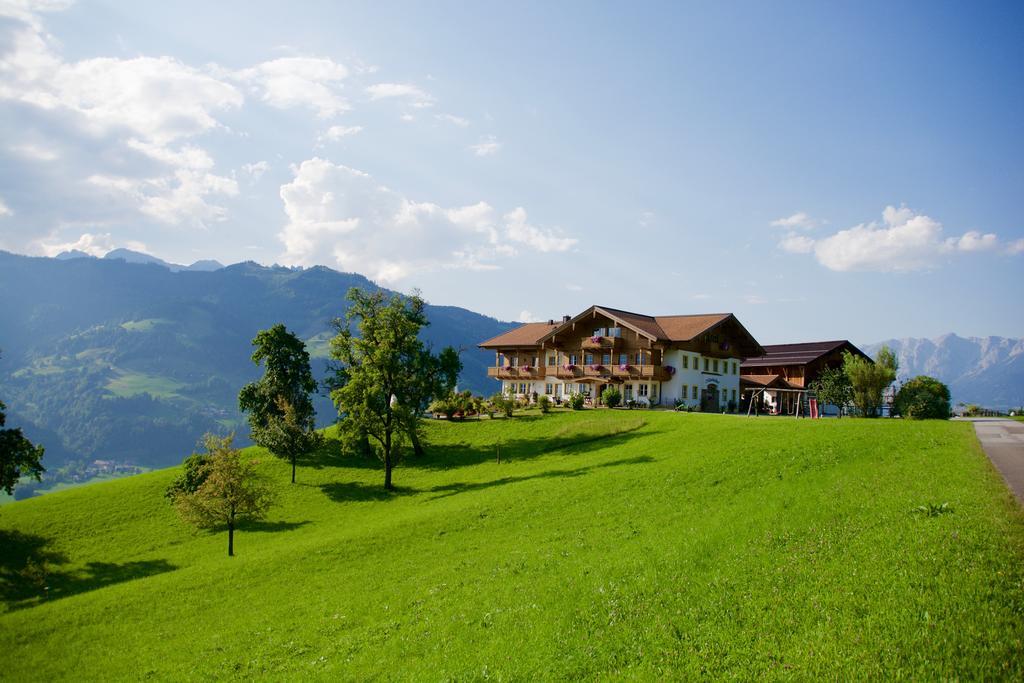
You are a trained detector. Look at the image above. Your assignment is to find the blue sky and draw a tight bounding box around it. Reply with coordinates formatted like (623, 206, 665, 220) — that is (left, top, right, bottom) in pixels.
(0, 0, 1021, 343)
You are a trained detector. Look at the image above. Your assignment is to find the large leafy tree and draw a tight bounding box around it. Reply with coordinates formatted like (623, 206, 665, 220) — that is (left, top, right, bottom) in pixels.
(328, 287, 461, 489)
(239, 324, 321, 484)
(171, 433, 275, 556)
(843, 346, 899, 418)
(1, 399, 45, 496)
(1, 349, 45, 496)
(808, 366, 854, 417)
(894, 376, 951, 419)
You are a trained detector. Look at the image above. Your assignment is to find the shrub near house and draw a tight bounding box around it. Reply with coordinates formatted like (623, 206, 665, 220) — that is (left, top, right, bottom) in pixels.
(895, 376, 951, 419)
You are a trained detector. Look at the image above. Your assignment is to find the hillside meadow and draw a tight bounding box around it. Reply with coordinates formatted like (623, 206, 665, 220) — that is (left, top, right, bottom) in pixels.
(1, 411, 1023, 679)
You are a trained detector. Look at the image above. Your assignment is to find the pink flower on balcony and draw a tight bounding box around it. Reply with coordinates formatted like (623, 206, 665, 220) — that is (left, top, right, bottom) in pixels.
(521, 365, 532, 371)
(563, 364, 576, 370)
(619, 364, 631, 371)
(664, 365, 676, 375)
(590, 335, 602, 343)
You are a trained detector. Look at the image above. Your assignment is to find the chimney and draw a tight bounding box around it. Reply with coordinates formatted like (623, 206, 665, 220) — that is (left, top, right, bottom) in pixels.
(547, 319, 555, 325)
(562, 315, 571, 323)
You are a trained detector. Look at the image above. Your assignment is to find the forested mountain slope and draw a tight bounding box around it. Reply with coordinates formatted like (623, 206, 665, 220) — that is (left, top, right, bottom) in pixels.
(0, 251, 512, 474)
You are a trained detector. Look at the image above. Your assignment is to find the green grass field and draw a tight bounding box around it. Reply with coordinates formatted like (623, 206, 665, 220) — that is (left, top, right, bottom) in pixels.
(105, 369, 185, 399)
(2, 411, 1023, 680)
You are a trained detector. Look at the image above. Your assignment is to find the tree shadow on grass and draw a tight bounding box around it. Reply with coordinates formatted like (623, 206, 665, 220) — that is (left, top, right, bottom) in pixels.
(426, 454, 655, 501)
(414, 419, 657, 471)
(0, 529, 176, 611)
(319, 481, 416, 503)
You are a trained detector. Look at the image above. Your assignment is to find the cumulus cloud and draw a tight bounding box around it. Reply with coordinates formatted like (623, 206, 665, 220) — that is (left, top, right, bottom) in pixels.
(780, 205, 1011, 272)
(233, 57, 349, 118)
(1008, 238, 1024, 255)
(518, 310, 541, 323)
(0, 197, 11, 216)
(365, 82, 434, 108)
(0, 9, 243, 229)
(470, 135, 501, 156)
(770, 211, 818, 230)
(503, 207, 576, 252)
(953, 230, 998, 252)
(33, 231, 147, 257)
(277, 158, 576, 282)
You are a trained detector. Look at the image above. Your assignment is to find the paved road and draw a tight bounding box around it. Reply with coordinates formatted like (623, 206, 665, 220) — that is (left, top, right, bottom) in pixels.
(960, 418, 1024, 505)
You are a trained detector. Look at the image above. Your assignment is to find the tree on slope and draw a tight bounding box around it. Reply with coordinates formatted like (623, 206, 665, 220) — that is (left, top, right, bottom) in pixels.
(808, 366, 853, 417)
(239, 324, 321, 484)
(1, 350, 45, 495)
(843, 346, 898, 417)
(171, 433, 275, 557)
(328, 287, 460, 489)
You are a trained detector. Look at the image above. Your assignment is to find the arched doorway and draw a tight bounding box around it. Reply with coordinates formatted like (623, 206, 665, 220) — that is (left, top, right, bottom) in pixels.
(702, 383, 719, 412)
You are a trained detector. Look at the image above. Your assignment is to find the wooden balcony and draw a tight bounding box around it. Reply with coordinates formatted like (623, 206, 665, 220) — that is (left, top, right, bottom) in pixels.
(581, 335, 622, 350)
(555, 366, 583, 379)
(487, 366, 545, 379)
(611, 364, 670, 381)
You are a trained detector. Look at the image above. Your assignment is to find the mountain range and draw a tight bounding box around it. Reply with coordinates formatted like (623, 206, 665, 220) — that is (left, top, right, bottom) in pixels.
(1, 249, 1020, 488)
(863, 335, 1024, 409)
(0, 251, 513, 478)
(56, 247, 224, 272)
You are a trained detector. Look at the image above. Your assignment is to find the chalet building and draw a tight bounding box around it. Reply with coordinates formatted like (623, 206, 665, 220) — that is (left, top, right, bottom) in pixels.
(740, 340, 871, 413)
(479, 305, 764, 411)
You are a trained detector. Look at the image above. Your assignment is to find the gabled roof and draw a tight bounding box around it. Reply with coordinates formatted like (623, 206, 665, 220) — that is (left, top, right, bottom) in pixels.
(478, 321, 562, 348)
(538, 305, 737, 344)
(741, 340, 869, 368)
(480, 305, 763, 355)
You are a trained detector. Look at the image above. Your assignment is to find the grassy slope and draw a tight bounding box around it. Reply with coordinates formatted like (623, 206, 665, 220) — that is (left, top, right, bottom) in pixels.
(2, 412, 1023, 680)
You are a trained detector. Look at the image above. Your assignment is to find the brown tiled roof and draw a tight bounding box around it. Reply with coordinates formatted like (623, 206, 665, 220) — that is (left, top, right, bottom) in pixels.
(479, 322, 562, 348)
(653, 313, 732, 341)
(742, 340, 868, 368)
(594, 307, 732, 342)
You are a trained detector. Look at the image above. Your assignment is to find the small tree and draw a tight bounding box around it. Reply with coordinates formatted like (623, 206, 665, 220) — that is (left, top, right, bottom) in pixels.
(491, 392, 516, 418)
(165, 448, 210, 501)
(894, 376, 951, 419)
(172, 434, 275, 557)
(239, 324, 321, 484)
(602, 387, 622, 408)
(0, 398, 45, 496)
(844, 346, 898, 417)
(808, 366, 854, 417)
(568, 393, 586, 410)
(328, 288, 459, 490)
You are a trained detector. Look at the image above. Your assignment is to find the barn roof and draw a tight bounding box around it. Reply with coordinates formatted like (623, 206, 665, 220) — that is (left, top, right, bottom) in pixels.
(741, 340, 870, 368)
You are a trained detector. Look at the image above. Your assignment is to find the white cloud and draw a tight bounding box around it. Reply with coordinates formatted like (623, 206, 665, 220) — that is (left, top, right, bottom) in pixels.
(277, 158, 576, 282)
(778, 233, 815, 254)
(33, 231, 147, 257)
(0, 197, 12, 216)
(470, 135, 501, 157)
(320, 124, 363, 143)
(1007, 238, 1024, 255)
(690, 293, 711, 300)
(365, 82, 434, 108)
(503, 207, 576, 252)
(952, 230, 997, 252)
(770, 211, 818, 230)
(566, 284, 583, 292)
(242, 160, 270, 181)
(518, 310, 541, 323)
(436, 113, 470, 127)
(744, 294, 767, 305)
(785, 205, 1006, 272)
(233, 57, 349, 118)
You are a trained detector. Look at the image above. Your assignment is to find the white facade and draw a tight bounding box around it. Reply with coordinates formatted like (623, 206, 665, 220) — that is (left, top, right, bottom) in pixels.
(659, 350, 741, 410)
(498, 349, 741, 409)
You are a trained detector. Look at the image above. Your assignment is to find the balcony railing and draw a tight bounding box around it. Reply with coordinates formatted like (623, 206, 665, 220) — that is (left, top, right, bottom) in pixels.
(581, 336, 621, 350)
(487, 366, 545, 379)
